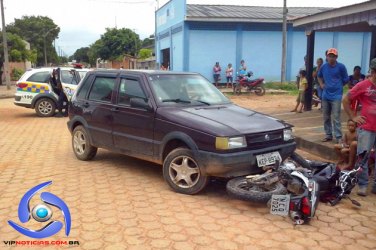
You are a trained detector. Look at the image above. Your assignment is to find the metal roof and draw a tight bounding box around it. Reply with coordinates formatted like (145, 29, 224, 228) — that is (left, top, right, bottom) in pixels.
(293, 0, 376, 28)
(186, 4, 332, 23)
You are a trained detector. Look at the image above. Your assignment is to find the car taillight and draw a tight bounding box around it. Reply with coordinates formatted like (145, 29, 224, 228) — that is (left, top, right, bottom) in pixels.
(17, 83, 28, 88)
(301, 197, 311, 215)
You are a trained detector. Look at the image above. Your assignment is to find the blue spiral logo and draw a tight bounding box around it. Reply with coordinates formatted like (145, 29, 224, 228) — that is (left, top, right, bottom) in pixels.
(8, 181, 71, 239)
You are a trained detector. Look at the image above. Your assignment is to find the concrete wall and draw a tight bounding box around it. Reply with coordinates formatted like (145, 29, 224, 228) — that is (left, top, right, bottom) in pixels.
(189, 30, 237, 81)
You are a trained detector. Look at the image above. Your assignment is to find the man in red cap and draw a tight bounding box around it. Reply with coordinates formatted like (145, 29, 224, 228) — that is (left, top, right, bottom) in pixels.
(343, 58, 376, 196)
(318, 48, 349, 143)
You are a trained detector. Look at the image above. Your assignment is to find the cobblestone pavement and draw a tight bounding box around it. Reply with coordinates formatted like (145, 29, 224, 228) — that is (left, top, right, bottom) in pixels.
(1, 98, 376, 250)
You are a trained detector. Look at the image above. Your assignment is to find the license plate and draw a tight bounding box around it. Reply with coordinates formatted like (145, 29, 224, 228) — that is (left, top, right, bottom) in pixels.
(256, 151, 281, 167)
(270, 194, 290, 216)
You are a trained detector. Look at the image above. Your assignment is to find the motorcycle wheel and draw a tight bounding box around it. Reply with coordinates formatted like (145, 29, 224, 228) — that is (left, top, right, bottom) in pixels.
(290, 152, 312, 170)
(254, 86, 266, 96)
(226, 177, 287, 203)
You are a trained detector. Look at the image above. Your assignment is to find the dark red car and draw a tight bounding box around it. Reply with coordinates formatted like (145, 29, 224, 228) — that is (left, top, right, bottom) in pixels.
(67, 70, 296, 194)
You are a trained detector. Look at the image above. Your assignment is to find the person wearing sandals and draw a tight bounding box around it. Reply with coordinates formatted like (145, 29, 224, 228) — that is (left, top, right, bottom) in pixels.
(318, 48, 349, 143)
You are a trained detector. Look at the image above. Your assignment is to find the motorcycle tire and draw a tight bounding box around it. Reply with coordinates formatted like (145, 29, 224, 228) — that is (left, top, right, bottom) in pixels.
(254, 86, 266, 96)
(290, 152, 312, 170)
(226, 177, 287, 203)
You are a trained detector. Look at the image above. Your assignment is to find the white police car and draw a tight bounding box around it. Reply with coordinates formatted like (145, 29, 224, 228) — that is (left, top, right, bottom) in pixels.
(14, 67, 90, 117)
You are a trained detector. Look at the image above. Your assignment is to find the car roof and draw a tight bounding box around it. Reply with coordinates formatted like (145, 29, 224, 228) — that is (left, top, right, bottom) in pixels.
(88, 69, 199, 76)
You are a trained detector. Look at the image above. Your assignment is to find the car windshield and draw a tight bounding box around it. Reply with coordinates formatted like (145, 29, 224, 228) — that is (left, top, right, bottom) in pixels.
(148, 74, 230, 106)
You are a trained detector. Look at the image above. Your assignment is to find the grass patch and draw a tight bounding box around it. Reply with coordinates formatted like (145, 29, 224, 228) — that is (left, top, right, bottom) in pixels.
(264, 82, 299, 95)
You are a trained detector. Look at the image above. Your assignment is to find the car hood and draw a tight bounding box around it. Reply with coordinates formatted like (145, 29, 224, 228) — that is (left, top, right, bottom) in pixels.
(156, 104, 288, 136)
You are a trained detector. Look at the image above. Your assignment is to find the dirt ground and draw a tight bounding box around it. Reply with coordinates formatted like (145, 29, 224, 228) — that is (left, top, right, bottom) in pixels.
(227, 92, 297, 115)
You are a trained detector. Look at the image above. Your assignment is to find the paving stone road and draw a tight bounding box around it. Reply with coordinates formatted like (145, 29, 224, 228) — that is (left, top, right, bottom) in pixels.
(0, 98, 376, 250)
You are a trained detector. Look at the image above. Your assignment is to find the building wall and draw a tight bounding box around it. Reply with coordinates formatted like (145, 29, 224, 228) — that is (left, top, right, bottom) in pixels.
(189, 30, 237, 81)
(155, 3, 372, 81)
(187, 26, 371, 82)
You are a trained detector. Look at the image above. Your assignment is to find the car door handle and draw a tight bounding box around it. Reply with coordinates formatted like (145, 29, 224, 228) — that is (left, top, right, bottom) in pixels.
(111, 107, 119, 112)
(83, 102, 90, 108)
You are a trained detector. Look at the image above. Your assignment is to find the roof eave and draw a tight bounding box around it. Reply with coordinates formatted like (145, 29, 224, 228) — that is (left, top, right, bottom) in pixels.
(185, 17, 285, 23)
(293, 1, 376, 27)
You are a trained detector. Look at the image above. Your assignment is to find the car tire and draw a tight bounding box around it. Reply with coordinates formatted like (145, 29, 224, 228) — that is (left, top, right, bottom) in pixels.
(163, 147, 208, 195)
(72, 125, 97, 161)
(35, 98, 56, 117)
(227, 177, 287, 203)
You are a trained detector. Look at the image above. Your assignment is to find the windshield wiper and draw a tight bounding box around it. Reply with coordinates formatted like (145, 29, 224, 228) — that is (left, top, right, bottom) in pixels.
(194, 100, 211, 106)
(162, 98, 191, 103)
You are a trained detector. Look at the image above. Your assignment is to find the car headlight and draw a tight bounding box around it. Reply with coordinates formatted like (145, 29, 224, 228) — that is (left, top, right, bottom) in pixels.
(215, 136, 247, 150)
(283, 129, 293, 141)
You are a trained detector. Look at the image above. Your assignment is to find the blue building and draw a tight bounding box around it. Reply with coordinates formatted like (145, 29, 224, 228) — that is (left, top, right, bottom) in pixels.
(155, 0, 372, 82)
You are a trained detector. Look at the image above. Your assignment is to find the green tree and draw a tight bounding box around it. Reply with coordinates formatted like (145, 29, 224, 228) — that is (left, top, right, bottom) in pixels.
(139, 48, 152, 59)
(7, 16, 60, 66)
(72, 47, 89, 63)
(98, 28, 141, 59)
(0, 32, 37, 85)
(142, 35, 154, 48)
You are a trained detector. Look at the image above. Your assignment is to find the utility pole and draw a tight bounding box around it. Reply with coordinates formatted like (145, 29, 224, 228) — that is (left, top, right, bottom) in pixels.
(43, 27, 56, 66)
(281, 0, 287, 83)
(1, 0, 11, 90)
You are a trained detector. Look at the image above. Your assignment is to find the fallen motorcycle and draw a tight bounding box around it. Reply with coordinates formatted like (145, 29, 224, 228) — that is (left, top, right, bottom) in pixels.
(226, 152, 319, 224)
(296, 151, 368, 207)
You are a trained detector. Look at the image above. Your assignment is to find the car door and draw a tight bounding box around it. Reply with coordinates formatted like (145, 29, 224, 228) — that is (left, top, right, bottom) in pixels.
(84, 75, 117, 148)
(112, 76, 155, 156)
(61, 69, 80, 100)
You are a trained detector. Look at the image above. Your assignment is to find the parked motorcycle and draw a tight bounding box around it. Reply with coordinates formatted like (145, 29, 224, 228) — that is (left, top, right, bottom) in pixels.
(226, 153, 319, 224)
(234, 71, 265, 96)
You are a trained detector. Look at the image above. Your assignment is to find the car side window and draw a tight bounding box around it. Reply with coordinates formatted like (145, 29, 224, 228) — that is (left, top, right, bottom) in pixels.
(76, 75, 94, 99)
(26, 71, 50, 83)
(118, 78, 146, 105)
(61, 70, 78, 85)
(88, 77, 116, 102)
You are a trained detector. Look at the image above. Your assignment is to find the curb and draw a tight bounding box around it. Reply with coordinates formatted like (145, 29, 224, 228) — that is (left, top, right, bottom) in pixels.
(295, 135, 337, 161)
(0, 95, 14, 99)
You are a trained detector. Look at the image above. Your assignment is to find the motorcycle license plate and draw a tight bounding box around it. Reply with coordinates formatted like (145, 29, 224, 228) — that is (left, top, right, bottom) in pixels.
(256, 151, 282, 167)
(270, 194, 290, 216)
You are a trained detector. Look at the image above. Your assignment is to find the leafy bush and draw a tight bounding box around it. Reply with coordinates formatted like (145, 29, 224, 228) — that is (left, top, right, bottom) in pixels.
(11, 68, 24, 81)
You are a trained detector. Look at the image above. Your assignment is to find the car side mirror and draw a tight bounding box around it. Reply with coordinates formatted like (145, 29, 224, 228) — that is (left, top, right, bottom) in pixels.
(130, 97, 152, 111)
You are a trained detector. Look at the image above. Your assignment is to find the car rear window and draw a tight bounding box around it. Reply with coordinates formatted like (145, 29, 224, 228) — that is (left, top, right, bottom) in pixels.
(88, 77, 116, 102)
(26, 71, 50, 83)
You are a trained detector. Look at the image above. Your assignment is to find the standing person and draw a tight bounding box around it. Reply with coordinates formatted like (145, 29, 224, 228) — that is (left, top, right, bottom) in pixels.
(226, 63, 233, 89)
(342, 58, 376, 196)
(318, 48, 349, 143)
(296, 55, 307, 89)
(348, 66, 366, 89)
(313, 58, 324, 109)
(54, 68, 68, 117)
(213, 62, 221, 87)
(239, 59, 247, 72)
(291, 70, 307, 113)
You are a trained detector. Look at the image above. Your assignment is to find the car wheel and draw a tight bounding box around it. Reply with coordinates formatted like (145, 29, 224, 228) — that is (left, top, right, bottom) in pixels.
(72, 125, 97, 161)
(163, 147, 208, 195)
(35, 98, 56, 117)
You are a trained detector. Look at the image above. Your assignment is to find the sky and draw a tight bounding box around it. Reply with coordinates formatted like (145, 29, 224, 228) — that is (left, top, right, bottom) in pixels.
(2, 0, 367, 56)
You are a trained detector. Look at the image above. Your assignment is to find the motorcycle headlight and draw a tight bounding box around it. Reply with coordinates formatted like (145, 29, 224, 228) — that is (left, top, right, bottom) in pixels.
(215, 136, 247, 150)
(283, 129, 293, 141)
